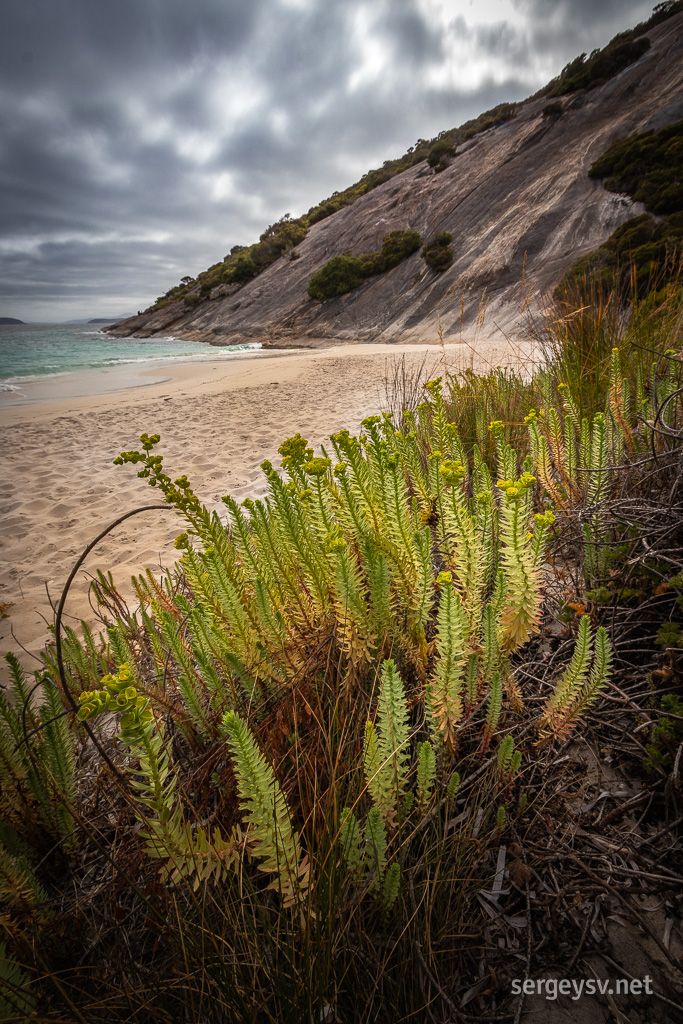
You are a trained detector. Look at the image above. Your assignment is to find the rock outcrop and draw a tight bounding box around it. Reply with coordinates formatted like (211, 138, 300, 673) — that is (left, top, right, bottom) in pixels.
(108, 13, 683, 348)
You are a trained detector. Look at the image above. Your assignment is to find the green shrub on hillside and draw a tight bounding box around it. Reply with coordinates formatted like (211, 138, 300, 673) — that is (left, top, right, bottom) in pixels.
(422, 232, 454, 272)
(542, 36, 651, 98)
(589, 119, 683, 215)
(559, 118, 683, 300)
(535, 2, 683, 105)
(308, 230, 422, 300)
(176, 214, 310, 301)
(609, 1, 683, 44)
(307, 253, 366, 300)
(424, 248, 454, 271)
(559, 213, 683, 299)
(230, 253, 259, 282)
(461, 103, 518, 140)
(381, 230, 422, 267)
(307, 196, 354, 224)
(427, 138, 456, 171)
(261, 215, 307, 252)
(542, 101, 563, 118)
(358, 251, 387, 276)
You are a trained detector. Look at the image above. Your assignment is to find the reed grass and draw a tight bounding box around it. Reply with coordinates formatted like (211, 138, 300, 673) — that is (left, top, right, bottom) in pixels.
(531, 268, 683, 422)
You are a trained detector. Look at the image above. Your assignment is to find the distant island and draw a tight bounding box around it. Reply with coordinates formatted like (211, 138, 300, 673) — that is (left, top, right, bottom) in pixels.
(0, 317, 24, 325)
(87, 317, 123, 324)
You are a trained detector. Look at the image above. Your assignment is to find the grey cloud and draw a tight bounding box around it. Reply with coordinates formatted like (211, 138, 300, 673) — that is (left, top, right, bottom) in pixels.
(472, 21, 533, 65)
(374, 0, 446, 66)
(511, 0, 654, 55)
(1, 0, 263, 88)
(0, 234, 225, 319)
(514, 0, 647, 19)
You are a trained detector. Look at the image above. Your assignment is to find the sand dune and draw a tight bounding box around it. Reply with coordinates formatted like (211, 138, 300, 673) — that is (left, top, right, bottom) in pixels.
(0, 338, 530, 680)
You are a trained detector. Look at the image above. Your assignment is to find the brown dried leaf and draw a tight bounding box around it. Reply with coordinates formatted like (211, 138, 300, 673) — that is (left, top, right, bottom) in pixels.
(510, 857, 531, 887)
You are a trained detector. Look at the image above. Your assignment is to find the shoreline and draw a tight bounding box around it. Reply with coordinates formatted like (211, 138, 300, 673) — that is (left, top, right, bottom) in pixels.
(0, 343, 291, 411)
(0, 336, 534, 679)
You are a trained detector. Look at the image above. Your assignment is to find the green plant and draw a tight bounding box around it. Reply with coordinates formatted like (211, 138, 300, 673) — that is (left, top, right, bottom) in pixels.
(525, 284, 683, 592)
(307, 252, 367, 299)
(17, 344, 676, 1017)
(542, 101, 563, 117)
(460, 102, 517, 139)
(223, 710, 308, 902)
(108, 381, 602, 782)
(0, 943, 37, 1020)
(644, 694, 683, 779)
(416, 739, 436, 810)
(442, 368, 535, 463)
(308, 230, 422, 300)
(656, 622, 683, 648)
(337, 802, 395, 899)
(230, 252, 259, 282)
(538, 616, 613, 743)
(380, 229, 422, 268)
(0, 654, 76, 854)
(542, 36, 650, 98)
(422, 232, 454, 272)
(589, 119, 683, 216)
(77, 664, 242, 889)
(536, 273, 683, 426)
(496, 734, 522, 788)
(358, 251, 387, 276)
(363, 659, 410, 828)
(558, 119, 683, 303)
(427, 138, 456, 171)
(426, 571, 469, 752)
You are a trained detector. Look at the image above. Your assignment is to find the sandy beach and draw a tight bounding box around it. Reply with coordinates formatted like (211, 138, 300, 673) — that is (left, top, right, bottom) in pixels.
(0, 336, 532, 679)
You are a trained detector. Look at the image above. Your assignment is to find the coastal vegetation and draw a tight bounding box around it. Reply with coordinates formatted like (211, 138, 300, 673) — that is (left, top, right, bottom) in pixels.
(537, 0, 683, 98)
(541, 100, 563, 118)
(307, 253, 366, 300)
(307, 230, 422, 300)
(539, 36, 651, 97)
(558, 118, 683, 299)
(2, 274, 682, 1020)
(421, 231, 455, 272)
(427, 138, 456, 172)
(589, 117, 683, 215)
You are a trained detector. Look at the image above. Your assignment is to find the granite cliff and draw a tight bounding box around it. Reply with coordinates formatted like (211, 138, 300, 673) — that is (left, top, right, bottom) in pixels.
(108, 11, 683, 348)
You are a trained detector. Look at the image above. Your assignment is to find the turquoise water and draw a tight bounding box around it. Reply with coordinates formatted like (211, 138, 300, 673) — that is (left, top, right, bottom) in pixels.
(0, 323, 260, 386)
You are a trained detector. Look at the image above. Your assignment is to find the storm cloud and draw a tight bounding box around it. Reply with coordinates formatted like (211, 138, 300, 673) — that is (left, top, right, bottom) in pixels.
(0, 0, 656, 320)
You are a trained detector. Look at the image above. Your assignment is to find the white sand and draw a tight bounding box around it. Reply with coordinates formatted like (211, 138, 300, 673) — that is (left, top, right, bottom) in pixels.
(0, 336, 530, 680)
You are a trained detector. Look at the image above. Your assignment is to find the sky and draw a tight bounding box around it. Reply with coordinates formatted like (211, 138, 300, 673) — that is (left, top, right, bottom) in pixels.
(0, 0, 658, 322)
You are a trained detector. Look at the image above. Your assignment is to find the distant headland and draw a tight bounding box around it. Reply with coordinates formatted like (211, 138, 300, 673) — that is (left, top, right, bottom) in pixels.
(0, 317, 24, 325)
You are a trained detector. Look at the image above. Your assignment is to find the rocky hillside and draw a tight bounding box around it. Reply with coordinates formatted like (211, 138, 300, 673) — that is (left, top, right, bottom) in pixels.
(108, 10, 683, 348)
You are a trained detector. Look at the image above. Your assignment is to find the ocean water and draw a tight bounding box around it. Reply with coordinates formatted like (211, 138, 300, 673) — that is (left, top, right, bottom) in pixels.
(0, 322, 261, 387)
